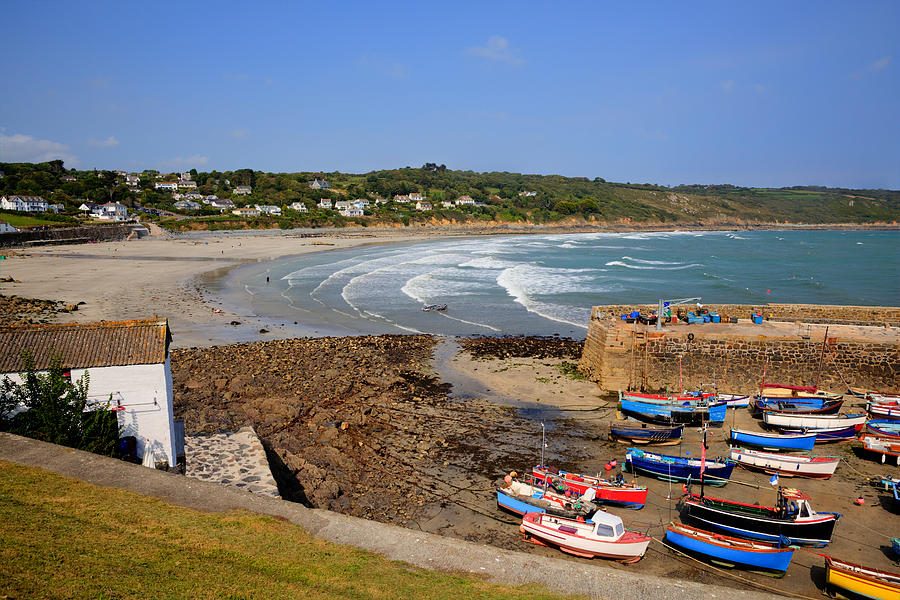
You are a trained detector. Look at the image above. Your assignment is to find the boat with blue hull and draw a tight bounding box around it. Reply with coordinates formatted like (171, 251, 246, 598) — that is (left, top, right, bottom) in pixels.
(866, 419, 900, 439)
(609, 423, 683, 445)
(619, 398, 727, 426)
(665, 521, 795, 575)
(681, 488, 841, 547)
(754, 398, 844, 415)
(497, 478, 599, 519)
(730, 428, 817, 451)
(625, 448, 734, 485)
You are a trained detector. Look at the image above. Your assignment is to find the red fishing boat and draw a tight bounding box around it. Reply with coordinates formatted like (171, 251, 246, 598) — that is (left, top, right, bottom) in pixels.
(532, 465, 647, 509)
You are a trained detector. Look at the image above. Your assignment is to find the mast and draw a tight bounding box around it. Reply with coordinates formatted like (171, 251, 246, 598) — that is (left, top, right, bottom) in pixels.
(814, 326, 829, 392)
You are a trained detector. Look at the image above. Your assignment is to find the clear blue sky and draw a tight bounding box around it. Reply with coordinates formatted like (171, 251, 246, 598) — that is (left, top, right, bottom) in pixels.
(2, 1, 898, 189)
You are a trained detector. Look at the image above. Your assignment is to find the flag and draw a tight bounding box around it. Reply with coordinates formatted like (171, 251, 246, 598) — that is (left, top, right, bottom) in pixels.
(700, 439, 706, 474)
(769, 473, 779, 486)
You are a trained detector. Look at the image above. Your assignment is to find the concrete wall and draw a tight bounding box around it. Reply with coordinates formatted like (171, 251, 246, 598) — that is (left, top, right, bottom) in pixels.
(2, 359, 178, 466)
(592, 303, 900, 327)
(579, 305, 900, 394)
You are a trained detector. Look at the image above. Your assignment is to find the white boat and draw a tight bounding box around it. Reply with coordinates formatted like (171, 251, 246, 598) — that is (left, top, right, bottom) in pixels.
(869, 393, 900, 403)
(762, 412, 867, 430)
(861, 435, 900, 465)
(716, 393, 751, 408)
(729, 447, 840, 479)
(519, 510, 651, 562)
(868, 401, 900, 419)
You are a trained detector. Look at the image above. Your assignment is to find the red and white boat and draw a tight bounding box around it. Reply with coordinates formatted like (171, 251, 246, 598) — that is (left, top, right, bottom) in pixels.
(861, 435, 900, 466)
(532, 465, 648, 509)
(868, 401, 900, 420)
(729, 447, 840, 479)
(520, 510, 651, 562)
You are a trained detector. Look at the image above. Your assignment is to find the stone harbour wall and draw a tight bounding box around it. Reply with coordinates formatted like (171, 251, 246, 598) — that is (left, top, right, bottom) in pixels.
(579, 305, 900, 394)
(593, 303, 900, 327)
(0, 223, 134, 248)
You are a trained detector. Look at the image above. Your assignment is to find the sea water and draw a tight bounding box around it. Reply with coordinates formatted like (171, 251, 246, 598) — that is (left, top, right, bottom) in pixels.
(217, 230, 899, 339)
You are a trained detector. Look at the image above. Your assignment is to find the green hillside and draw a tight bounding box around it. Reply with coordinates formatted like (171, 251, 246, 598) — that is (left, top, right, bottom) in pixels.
(1, 160, 898, 230)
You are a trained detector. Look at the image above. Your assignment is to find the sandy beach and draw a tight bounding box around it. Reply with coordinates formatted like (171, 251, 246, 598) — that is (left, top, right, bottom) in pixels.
(0, 228, 435, 347)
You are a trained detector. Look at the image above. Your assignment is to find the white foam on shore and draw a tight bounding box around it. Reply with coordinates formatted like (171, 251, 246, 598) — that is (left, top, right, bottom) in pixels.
(495, 264, 593, 329)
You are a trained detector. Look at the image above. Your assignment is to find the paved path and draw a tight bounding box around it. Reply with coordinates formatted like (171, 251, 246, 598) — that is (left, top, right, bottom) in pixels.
(185, 426, 279, 498)
(0, 433, 787, 600)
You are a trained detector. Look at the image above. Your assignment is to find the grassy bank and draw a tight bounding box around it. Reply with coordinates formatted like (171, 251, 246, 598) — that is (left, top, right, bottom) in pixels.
(0, 461, 567, 600)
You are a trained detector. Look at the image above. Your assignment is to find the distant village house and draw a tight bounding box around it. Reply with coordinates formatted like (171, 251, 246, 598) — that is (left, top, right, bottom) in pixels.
(233, 186, 252, 196)
(154, 182, 179, 191)
(232, 206, 259, 217)
(317, 199, 333, 209)
(290, 201, 308, 213)
(308, 178, 330, 190)
(255, 204, 281, 216)
(0, 195, 50, 213)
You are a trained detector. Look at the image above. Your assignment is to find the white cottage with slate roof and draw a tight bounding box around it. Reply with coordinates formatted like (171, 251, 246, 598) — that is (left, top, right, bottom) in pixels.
(0, 319, 182, 468)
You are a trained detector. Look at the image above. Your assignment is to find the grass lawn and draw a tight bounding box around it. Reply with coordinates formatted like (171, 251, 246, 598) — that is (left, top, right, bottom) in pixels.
(0, 213, 70, 228)
(0, 461, 571, 600)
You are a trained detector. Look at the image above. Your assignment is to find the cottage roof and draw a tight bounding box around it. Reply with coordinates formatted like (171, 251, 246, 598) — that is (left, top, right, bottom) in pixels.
(0, 319, 171, 373)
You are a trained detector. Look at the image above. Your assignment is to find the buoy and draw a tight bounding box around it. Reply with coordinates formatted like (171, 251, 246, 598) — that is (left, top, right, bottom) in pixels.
(766, 289, 771, 294)
(604, 463, 612, 471)
(609, 460, 617, 468)
(565, 490, 572, 497)
(855, 496, 865, 506)
(504, 475, 512, 484)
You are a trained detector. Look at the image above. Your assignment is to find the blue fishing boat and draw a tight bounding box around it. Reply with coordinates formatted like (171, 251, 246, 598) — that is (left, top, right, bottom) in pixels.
(730, 428, 817, 451)
(665, 521, 795, 575)
(625, 448, 734, 485)
(754, 398, 844, 415)
(619, 398, 727, 426)
(804, 424, 864, 443)
(609, 423, 683, 445)
(866, 419, 900, 439)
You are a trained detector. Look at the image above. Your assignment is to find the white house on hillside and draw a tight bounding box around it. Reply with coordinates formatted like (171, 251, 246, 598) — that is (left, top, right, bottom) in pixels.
(290, 201, 308, 213)
(317, 199, 333, 209)
(233, 186, 252, 196)
(0, 319, 182, 468)
(255, 204, 281, 216)
(1, 195, 49, 212)
(308, 178, 330, 189)
(154, 182, 179, 191)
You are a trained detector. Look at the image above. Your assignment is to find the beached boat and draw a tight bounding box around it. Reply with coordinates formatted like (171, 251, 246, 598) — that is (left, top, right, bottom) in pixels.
(762, 412, 867, 431)
(861, 435, 900, 466)
(620, 390, 715, 404)
(757, 383, 843, 402)
(715, 393, 751, 408)
(729, 447, 840, 479)
(730, 428, 817, 452)
(866, 419, 900, 439)
(869, 393, 900, 403)
(497, 477, 600, 518)
(619, 398, 727, 425)
(824, 556, 900, 600)
(868, 402, 900, 420)
(532, 465, 648, 509)
(609, 423, 683, 445)
(625, 448, 734, 485)
(681, 487, 841, 546)
(754, 397, 844, 415)
(665, 521, 795, 575)
(806, 425, 867, 443)
(520, 510, 651, 562)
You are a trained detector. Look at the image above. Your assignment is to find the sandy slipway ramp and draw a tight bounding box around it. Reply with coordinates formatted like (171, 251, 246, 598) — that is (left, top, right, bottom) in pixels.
(0, 433, 785, 600)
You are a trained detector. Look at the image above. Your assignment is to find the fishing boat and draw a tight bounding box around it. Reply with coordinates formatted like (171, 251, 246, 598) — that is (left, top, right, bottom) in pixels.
(620, 390, 715, 404)
(762, 412, 867, 431)
(532, 465, 648, 509)
(664, 521, 795, 575)
(730, 428, 817, 452)
(729, 447, 840, 479)
(497, 476, 600, 518)
(520, 510, 651, 562)
(625, 448, 734, 485)
(869, 393, 900, 403)
(715, 393, 751, 408)
(609, 423, 683, 445)
(861, 435, 900, 466)
(866, 420, 900, 439)
(681, 487, 841, 546)
(753, 397, 844, 415)
(824, 556, 900, 600)
(619, 398, 727, 425)
(757, 383, 843, 402)
(805, 425, 868, 443)
(421, 304, 447, 312)
(868, 402, 900, 420)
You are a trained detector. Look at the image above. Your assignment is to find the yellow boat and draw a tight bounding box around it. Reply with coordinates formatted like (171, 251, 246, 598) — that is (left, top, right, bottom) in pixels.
(825, 556, 900, 600)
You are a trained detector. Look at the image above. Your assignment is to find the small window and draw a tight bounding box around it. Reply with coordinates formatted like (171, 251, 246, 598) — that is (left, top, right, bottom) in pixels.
(62, 369, 72, 383)
(615, 523, 624, 537)
(595, 524, 615, 537)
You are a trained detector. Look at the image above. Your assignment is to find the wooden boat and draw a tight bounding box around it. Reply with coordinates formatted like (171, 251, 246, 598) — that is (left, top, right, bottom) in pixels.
(757, 383, 843, 402)
(532, 465, 648, 509)
(497, 477, 600, 518)
(625, 448, 734, 485)
(866, 420, 900, 439)
(763, 412, 867, 431)
(665, 521, 795, 575)
(754, 398, 844, 415)
(681, 487, 841, 546)
(824, 556, 900, 600)
(868, 402, 900, 420)
(869, 393, 900, 403)
(715, 393, 751, 408)
(520, 510, 651, 562)
(609, 423, 683, 445)
(805, 424, 867, 443)
(730, 428, 817, 452)
(729, 447, 840, 479)
(619, 390, 715, 404)
(619, 398, 727, 425)
(861, 435, 900, 466)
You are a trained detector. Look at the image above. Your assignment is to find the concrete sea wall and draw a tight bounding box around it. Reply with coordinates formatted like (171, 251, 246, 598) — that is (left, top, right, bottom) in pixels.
(579, 304, 900, 394)
(0, 223, 135, 248)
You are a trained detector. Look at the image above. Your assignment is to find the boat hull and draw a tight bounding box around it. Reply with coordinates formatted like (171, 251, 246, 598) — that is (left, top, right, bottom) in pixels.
(729, 448, 839, 479)
(730, 428, 817, 451)
(532, 467, 648, 509)
(620, 399, 726, 425)
(625, 449, 734, 486)
(682, 494, 838, 546)
(520, 513, 650, 562)
(665, 522, 794, 574)
(861, 435, 900, 466)
(754, 398, 843, 415)
(763, 412, 867, 431)
(866, 420, 900, 439)
(609, 424, 683, 445)
(825, 557, 900, 600)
